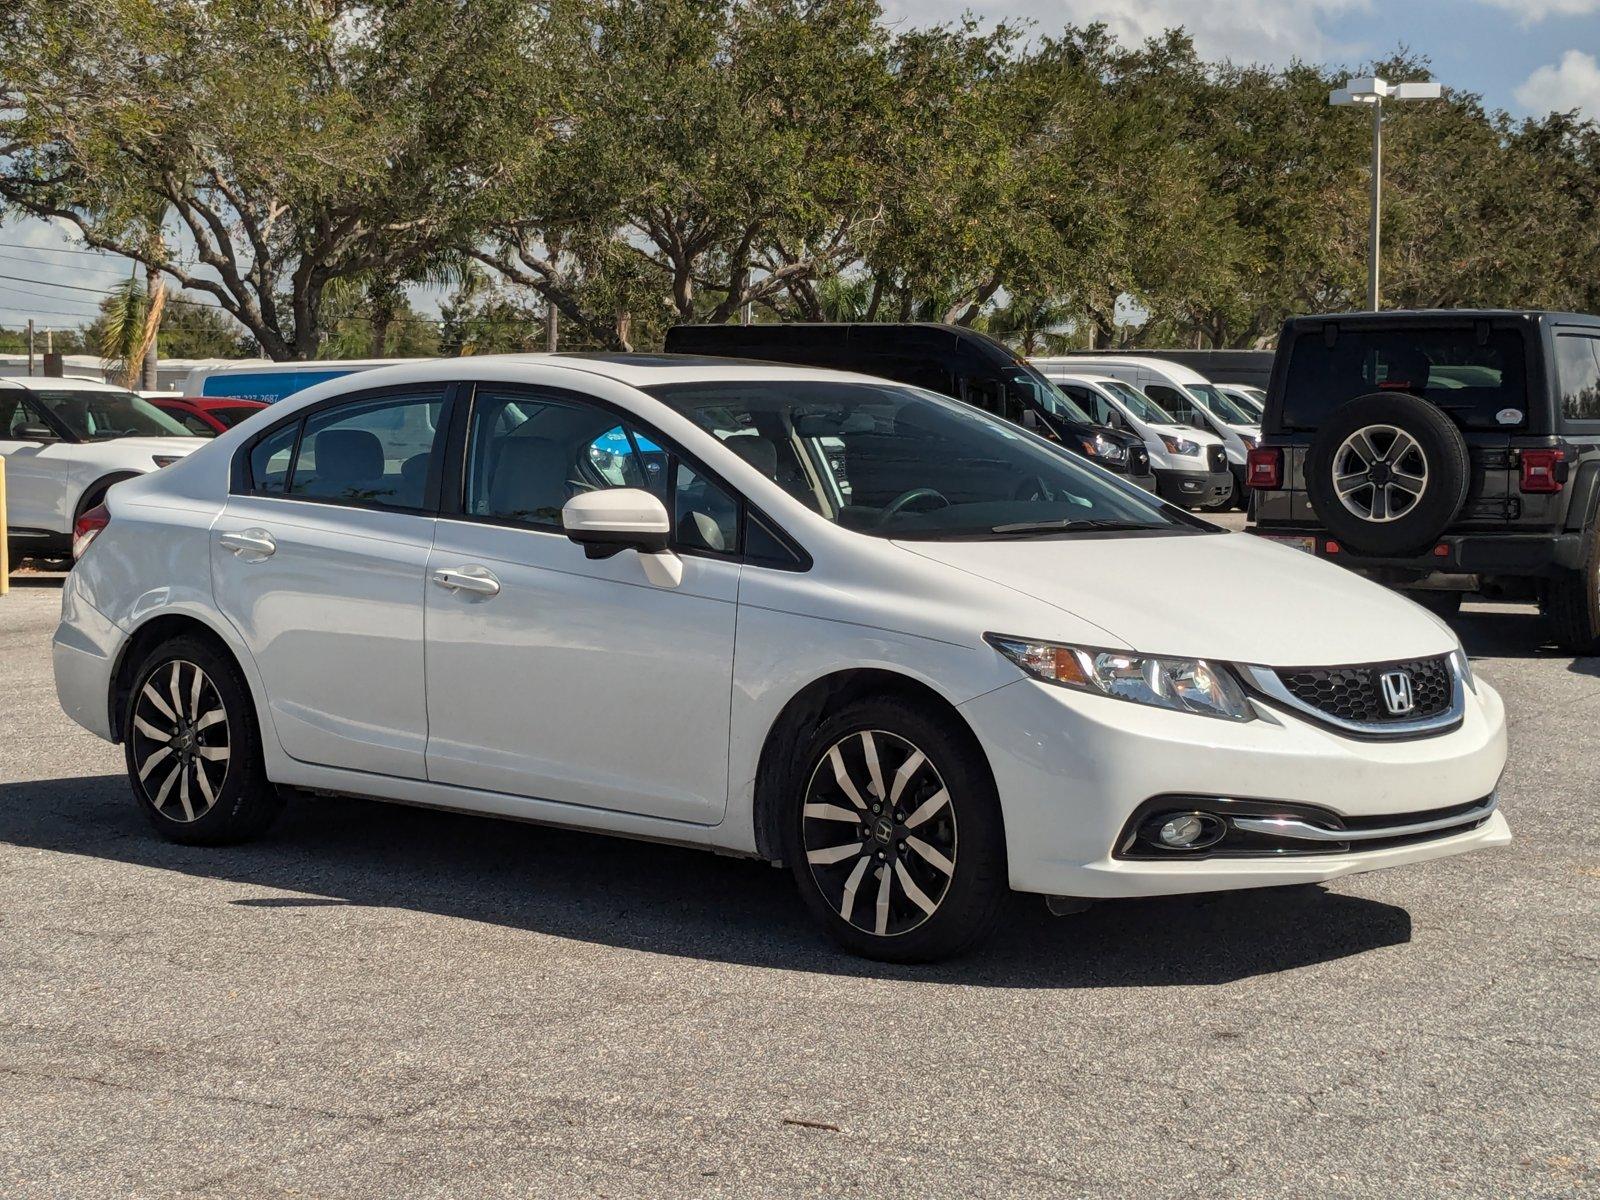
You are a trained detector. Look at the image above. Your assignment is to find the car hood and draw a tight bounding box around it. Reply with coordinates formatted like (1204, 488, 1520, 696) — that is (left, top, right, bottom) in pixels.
(894, 530, 1458, 666)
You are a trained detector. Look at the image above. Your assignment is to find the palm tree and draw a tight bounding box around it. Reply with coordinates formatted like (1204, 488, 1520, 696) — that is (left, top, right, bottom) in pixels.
(979, 294, 1077, 356)
(97, 273, 165, 389)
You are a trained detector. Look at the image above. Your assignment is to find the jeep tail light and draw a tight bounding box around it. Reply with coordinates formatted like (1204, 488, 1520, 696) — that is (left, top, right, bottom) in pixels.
(1519, 448, 1566, 494)
(1246, 446, 1282, 489)
(72, 503, 110, 560)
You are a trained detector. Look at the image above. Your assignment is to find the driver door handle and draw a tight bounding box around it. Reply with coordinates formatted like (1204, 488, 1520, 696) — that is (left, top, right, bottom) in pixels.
(432, 566, 501, 596)
(218, 529, 276, 558)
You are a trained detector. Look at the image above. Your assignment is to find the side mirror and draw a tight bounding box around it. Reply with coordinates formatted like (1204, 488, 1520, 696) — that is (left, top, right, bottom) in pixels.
(1021, 409, 1040, 431)
(1190, 413, 1209, 430)
(562, 488, 670, 560)
(15, 424, 58, 441)
(1104, 409, 1124, 430)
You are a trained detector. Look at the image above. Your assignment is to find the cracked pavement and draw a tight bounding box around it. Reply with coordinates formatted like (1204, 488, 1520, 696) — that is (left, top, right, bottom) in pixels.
(1, 574, 1596, 1198)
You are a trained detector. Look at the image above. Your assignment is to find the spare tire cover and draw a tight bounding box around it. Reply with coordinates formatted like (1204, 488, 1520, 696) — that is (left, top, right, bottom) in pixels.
(1304, 392, 1471, 557)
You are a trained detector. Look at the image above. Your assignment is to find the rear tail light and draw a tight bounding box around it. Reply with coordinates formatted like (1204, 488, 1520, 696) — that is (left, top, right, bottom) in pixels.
(72, 503, 110, 560)
(1519, 448, 1567, 494)
(1246, 446, 1282, 489)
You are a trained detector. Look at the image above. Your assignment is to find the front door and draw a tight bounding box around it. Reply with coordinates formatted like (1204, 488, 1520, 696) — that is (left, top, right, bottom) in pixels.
(423, 385, 740, 824)
(211, 386, 449, 779)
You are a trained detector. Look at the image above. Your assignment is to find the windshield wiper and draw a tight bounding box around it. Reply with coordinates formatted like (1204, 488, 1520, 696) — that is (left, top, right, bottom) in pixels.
(987, 518, 1164, 535)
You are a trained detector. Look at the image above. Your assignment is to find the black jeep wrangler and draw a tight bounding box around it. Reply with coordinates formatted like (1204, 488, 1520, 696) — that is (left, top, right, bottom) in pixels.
(1247, 309, 1600, 652)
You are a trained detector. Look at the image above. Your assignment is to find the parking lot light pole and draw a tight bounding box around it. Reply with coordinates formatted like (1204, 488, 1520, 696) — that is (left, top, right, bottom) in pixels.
(1329, 76, 1443, 310)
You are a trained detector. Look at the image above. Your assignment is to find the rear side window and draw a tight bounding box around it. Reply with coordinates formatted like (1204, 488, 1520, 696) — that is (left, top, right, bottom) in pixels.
(1555, 334, 1600, 422)
(1282, 328, 1529, 431)
(248, 391, 444, 508)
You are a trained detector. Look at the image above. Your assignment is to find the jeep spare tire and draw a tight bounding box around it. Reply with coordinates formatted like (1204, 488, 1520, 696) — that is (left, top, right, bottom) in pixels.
(1304, 392, 1471, 557)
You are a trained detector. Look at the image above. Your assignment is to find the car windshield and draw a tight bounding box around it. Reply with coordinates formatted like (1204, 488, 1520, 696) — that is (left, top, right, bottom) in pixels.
(1099, 379, 1177, 424)
(1280, 327, 1531, 431)
(210, 405, 260, 429)
(1001, 367, 1095, 425)
(647, 379, 1203, 540)
(29, 388, 191, 439)
(1188, 383, 1258, 427)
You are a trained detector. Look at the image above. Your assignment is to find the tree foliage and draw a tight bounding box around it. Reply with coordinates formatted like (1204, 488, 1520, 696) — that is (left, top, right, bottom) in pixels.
(4, 2, 1599, 358)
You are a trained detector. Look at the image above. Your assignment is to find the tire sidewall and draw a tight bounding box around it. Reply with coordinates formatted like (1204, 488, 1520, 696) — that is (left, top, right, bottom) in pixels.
(1305, 392, 1471, 556)
(122, 635, 270, 841)
(781, 696, 1007, 961)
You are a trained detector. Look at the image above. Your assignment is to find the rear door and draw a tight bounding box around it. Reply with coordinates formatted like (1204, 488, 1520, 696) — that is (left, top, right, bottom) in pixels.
(211, 386, 450, 779)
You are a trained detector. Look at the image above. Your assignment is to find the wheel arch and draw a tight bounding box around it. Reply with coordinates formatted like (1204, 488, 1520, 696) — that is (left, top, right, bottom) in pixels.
(75, 471, 144, 521)
(749, 668, 998, 864)
(109, 610, 261, 745)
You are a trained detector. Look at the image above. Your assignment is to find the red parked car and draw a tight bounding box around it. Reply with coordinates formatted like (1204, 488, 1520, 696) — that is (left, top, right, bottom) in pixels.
(147, 395, 269, 437)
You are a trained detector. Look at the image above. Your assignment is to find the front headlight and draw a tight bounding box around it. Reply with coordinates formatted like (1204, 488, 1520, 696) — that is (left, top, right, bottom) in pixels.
(1082, 433, 1127, 462)
(1238, 434, 1259, 450)
(1159, 434, 1199, 455)
(985, 634, 1255, 721)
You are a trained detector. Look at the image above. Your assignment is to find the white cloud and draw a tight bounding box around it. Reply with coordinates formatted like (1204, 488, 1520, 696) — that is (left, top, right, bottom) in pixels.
(1477, 0, 1600, 22)
(879, 0, 1370, 66)
(1514, 49, 1600, 116)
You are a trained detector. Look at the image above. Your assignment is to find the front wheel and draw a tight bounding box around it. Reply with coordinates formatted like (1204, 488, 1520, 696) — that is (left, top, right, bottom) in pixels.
(783, 697, 1008, 962)
(122, 635, 284, 844)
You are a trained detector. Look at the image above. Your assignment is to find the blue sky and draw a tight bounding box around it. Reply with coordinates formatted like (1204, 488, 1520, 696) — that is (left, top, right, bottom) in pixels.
(4, 0, 1599, 339)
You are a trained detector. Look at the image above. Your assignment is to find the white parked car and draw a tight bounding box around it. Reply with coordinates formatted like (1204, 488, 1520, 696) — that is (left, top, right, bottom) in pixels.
(2, 376, 207, 566)
(1041, 357, 1262, 504)
(1042, 371, 1234, 510)
(53, 356, 1510, 961)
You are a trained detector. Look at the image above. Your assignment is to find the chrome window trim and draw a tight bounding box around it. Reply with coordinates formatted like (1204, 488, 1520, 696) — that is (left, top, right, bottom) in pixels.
(1237, 657, 1465, 738)
(1231, 795, 1497, 843)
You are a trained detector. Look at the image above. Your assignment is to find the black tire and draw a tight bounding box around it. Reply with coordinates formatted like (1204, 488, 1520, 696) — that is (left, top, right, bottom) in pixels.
(122, 634, 283, 845)
(1405, 590, 1463, 619)
(1544, 521, 1600, 654)
(1304, 393, 1471, 557)
(782, 695, 1008, 963)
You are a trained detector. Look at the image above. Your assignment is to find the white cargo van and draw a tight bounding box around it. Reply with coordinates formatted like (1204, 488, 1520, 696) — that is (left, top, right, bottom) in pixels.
(1038, 356, 1260, 502)
(1039, 370, 1234, 510)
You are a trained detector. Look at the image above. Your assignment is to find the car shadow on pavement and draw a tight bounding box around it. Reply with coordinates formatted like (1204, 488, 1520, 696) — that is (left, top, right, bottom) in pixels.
(0, 774, 1413, 988)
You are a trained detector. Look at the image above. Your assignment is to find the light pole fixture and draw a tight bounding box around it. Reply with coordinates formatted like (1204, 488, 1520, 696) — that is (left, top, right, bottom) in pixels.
(1329, 76, 1443, 310)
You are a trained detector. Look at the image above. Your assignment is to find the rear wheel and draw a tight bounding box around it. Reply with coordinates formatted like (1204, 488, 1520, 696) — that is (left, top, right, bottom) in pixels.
(783, 696, 1007, 962)
(1545, 521, 1600, 654)
(122, 635, 283, 844)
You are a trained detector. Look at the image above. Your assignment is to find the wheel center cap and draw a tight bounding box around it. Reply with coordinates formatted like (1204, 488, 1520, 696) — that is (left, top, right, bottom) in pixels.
(872, 816, 895, 845)
(1368, 462, 1392, 485)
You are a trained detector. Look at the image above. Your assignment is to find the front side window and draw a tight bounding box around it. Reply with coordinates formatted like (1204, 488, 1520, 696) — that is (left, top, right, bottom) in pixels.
(464, 388, 740, 554)
(1555, 334, 1600, 422)
(1102, 380, 1177, 425)
(176, 411, 217, 437)
(1146, 384, 1197, 423)
(275, 391, 443, 509)
(649, 380, 1201, 541)
(26, 388, 190, 439)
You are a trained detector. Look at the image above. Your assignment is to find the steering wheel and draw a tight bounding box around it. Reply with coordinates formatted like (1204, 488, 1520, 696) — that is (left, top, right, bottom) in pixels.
(876, 488, 951, 527)
(1013, 474, 1053, 502)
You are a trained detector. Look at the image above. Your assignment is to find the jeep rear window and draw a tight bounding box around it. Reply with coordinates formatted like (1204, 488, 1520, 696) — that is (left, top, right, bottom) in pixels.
(1281, 328, 1529, 431)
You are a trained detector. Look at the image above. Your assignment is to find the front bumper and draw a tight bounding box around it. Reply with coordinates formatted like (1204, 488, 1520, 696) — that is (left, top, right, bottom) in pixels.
(1248, 524, 1583, 582)
(958, 673, 1509, 899)
(1155, 467, 1233, 508)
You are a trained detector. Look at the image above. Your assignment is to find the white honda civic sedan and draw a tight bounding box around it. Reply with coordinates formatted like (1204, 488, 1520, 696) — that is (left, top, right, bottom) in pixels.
(52, 355, 1510, 960)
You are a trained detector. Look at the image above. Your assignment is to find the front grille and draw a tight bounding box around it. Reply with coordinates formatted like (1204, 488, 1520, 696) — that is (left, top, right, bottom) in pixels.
(1275, 655, 1453, 724)
(1207, 445, 1227, 474)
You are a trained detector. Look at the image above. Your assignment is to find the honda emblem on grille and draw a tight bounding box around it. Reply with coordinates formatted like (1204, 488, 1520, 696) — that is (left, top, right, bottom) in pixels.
(1379, 670, 1415, 715)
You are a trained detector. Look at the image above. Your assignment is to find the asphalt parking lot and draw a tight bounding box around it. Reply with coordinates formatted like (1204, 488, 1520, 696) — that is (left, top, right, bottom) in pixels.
(1, 554, 1596, 1198)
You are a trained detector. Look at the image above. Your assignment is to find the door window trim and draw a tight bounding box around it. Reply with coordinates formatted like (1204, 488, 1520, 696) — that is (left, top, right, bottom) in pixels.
(230, 382, 458, 515)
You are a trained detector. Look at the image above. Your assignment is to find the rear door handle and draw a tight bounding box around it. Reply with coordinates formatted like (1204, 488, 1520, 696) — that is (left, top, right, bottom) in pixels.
(219, 529, 276, 559)
(431, 566, 501, 596)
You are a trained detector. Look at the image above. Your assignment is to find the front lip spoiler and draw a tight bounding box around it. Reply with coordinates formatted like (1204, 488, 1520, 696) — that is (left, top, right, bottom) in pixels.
(1230, 795, 1498, 844)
